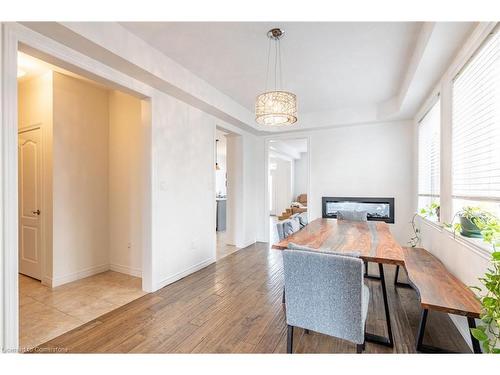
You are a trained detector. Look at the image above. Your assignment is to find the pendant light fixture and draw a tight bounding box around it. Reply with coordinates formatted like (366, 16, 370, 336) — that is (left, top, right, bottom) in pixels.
(255, 28, 298, 126)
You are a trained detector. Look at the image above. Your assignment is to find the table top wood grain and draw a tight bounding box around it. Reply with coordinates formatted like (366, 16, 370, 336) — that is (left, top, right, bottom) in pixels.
(272, 218, 405, 266)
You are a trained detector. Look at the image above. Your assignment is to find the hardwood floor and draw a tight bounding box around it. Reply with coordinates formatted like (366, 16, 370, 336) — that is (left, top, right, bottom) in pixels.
(35, 243, 471, 353)
(216, 230, 239, 260)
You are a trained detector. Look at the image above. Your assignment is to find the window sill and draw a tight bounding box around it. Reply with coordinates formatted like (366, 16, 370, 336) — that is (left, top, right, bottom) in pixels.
(418, 215, 442, 231)
(418, 216, 494, 260)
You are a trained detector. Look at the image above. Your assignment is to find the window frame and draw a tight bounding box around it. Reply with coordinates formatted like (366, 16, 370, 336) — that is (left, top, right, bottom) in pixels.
(414, 23, 498, 254)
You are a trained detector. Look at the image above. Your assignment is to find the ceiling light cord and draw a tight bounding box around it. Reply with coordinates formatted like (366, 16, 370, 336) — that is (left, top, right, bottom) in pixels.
(265, 37, 272, 91)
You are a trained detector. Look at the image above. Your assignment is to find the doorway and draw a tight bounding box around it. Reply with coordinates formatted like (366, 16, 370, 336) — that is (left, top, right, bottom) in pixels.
(267, 138, 309, 244)
(17, 52, 149, 350)
(214, 128, 237, 260)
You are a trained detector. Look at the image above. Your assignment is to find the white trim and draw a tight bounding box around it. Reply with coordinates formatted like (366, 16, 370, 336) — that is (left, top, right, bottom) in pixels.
(1, 23, 20, 353)
(109, 263, 142, 278)
(153, 257, 215, 291)
(50, 264, 110, 288)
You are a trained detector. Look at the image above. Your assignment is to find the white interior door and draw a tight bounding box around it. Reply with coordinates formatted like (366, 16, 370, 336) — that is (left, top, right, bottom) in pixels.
(18, 127, 43, 280)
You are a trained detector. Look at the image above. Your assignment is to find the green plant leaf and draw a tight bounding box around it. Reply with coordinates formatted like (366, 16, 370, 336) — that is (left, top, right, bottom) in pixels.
(471, 328, 488, 342)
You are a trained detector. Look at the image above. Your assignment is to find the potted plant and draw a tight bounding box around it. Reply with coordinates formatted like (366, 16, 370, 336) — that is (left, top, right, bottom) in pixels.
(469, 217, 500, 353)
(419, 201, 440, 222)
(449, 206, 494, 238)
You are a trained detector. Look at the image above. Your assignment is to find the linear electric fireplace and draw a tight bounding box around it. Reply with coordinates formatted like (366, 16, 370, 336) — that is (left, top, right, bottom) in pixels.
(322, 197, 395, 223)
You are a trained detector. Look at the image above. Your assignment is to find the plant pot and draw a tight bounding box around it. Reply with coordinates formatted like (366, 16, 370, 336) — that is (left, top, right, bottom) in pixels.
(459, 216, 483, 238)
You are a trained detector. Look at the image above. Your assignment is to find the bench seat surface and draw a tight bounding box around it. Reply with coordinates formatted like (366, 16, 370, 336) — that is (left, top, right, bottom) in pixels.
(403, 247, 481, 318)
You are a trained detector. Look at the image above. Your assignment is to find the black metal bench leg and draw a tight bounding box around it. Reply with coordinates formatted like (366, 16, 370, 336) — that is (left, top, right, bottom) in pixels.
(394, 265, 412, 288)
(287, 325, 294, 353)
(467, 317, 482, 354)
(365, 263, 394, 347)
(416, 309, 428, 352)
(282, 288, 285, 304)
(416, 309, 479, 353)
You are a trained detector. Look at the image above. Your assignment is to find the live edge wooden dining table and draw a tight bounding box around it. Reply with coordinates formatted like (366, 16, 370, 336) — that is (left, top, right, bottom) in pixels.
(272, 218, 405, 348)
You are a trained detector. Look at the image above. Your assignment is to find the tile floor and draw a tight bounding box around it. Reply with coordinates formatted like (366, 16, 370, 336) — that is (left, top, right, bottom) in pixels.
(19, 271, 145, 350)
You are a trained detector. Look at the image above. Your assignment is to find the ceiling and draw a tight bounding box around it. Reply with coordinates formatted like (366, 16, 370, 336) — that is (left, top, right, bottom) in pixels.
(269, 138, 307, 160)
(121, 22, 422, 115)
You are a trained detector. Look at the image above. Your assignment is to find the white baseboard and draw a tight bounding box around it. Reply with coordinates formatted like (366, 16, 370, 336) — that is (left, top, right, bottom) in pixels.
(109, 263, 142, 278)
(51, 264, 110, 287)
(153, 257, 215, 292)
(41, 275, 53, 287)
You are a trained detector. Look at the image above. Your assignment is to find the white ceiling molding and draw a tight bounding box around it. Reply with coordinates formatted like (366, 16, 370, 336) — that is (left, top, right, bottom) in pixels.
(378, 22, 477, 121)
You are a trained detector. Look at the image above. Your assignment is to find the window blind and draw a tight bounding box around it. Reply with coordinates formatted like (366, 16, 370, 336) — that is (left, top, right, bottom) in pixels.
(452, 30, 500, 201)
(418, 99, 441, 198)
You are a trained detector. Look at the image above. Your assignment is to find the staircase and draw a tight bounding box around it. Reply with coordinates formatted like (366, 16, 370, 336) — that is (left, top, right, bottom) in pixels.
(278, 208, 293, 221)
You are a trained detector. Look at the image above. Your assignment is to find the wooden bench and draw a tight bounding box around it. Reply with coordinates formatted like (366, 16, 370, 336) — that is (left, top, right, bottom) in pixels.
(402, 247, 482, 353)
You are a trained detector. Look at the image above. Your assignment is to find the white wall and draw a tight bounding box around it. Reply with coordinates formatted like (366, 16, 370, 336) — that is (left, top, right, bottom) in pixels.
(263, 121, 414, 244)
(270, 157, 292, 216)
(108, 90, 144, 277)
(151, 92, 217, 290)
(52, 72, 110, 285)
(293, 152, 309, 200)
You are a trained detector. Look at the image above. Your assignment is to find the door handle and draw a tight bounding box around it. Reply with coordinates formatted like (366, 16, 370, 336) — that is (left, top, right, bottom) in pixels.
(32, 209, 40, 216)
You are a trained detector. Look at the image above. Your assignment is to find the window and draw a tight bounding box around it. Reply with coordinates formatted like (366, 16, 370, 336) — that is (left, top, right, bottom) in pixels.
(452, 30, 500, 217)
(417, 99, 441, 219)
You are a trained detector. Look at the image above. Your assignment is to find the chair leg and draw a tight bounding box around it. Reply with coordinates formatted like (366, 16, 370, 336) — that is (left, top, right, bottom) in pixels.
(364, 261, 368, 277)
(287, 325, 294, 353)
(356, 344, 363, 353)
(282, 288, 286, 304)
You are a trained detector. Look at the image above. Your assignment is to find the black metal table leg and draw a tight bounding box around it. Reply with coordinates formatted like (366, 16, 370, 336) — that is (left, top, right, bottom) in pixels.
(394, 265, 413, 288)
(364, 261, 381, 281)
(467, 317, 482, 354)
(365, 263, 394, 347)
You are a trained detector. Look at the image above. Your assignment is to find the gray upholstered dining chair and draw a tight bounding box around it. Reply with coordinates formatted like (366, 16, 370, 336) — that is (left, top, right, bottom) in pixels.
(337, 210, 368, 221)
(283, 249, 369, 353)
(336, 210, 372, 277)
(276, 215, 302, 241)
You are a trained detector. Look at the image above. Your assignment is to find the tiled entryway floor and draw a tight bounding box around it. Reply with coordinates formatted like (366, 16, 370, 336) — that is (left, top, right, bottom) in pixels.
(19, 271, 146, 350)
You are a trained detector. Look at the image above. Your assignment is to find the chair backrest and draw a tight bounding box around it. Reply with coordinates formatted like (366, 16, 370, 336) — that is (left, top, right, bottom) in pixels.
(337, 210, 368, 222)
(276, 216, 301, 241)
(283, 249, 365, 344)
